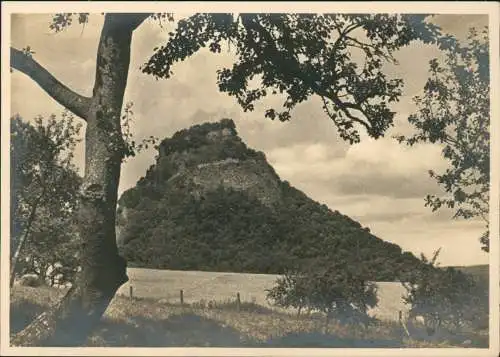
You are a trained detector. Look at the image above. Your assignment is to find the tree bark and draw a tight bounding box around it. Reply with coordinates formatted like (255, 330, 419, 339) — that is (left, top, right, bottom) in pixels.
(11, 13, 149, 347)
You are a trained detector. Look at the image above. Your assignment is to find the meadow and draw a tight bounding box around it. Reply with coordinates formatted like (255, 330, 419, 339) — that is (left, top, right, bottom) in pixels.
(115, 268, 410, 321)
(10, 268, 488, 348)
(9, 268, 489, 348)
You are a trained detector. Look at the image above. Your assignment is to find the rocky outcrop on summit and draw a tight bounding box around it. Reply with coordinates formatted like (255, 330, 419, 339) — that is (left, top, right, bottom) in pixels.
(116, 119, 424, 280)
(126, 118, 281, 207)
(170, 157, 282, 207)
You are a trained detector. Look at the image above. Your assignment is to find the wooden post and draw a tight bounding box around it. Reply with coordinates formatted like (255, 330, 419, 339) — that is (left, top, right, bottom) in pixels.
(236, 292, 241, 312)
(399, 310, 411, 338)
(180, 289, 184, 306)
(129, 285, 133, 300)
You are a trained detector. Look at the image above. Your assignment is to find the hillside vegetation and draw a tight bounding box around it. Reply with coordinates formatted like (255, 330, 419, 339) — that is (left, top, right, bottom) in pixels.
(449, 264, 489, 285)
(117, 119, 425, 281)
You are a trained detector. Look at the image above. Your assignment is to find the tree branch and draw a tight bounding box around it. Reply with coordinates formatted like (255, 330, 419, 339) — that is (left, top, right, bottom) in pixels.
(10, 47, 91, 120)
(321, 96, 371, 132)
(104, 13, 152, 33)
(240, 15, 372, 131)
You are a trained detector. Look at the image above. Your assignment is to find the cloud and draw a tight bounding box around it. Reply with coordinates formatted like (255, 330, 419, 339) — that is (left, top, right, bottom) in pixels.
(372, 218, 488, 267)
(333, 161, 444, 199)
(262, 131, 490, 268)
(268, 135, 448, 200)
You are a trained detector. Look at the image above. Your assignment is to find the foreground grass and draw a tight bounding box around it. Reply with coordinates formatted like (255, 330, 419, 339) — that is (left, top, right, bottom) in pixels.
(10, 285, 488, 348)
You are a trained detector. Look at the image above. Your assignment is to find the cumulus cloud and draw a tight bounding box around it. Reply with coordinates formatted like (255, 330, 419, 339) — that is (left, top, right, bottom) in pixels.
(372, 219, 488, 267)
(268, 136, 447, 199)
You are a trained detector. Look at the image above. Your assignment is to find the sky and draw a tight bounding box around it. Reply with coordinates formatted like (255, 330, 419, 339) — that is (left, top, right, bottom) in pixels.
(9, 13, 490, 267)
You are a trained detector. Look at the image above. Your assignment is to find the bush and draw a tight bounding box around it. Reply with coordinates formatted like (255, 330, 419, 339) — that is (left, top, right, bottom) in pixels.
(10, 114, 82, 288)
(19, 274, 44, 287)
(17, 219, 80, 288)
(266, 259, 378, 332)
(400, 249, 488, 335)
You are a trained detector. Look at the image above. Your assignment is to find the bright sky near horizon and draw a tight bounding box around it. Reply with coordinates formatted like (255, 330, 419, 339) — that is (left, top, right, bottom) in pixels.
(10, 12, 490, 267)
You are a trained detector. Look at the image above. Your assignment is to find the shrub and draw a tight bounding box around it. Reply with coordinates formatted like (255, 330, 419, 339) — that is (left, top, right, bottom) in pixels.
(266, 259, 378, 332)
(400, 249, 488, 335)
(19, 274, 44, 287)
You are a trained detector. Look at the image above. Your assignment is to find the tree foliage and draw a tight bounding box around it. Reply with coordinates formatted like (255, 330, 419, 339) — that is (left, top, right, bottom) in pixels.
(400, 249, 488, 335)
(396, 28, 490, 251)
(10, 113, 82, 287)
(18, 209, 80, 287)
(267, 259, 378, 331)
(120, 101, 160, 161)
(142, 13, 440, 143)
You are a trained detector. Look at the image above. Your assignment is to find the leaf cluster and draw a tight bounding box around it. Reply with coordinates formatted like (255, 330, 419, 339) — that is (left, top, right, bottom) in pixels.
(142, 13, 441, 143)
(396, 28, 490, 251)
(120, 101, 159, 161)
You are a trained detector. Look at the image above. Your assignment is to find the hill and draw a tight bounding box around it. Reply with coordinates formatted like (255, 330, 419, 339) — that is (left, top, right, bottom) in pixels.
(116, 119, 425, 281)
(447, 264, 489, 287)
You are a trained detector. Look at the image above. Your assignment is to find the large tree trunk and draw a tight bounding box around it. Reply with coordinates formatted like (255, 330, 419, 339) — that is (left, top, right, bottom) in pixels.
(10, 13, 149, 347)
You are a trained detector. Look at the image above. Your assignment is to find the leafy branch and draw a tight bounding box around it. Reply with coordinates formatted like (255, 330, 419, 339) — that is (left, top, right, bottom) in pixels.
(396, 27, 490, 251)
(120, 102, 159, 162)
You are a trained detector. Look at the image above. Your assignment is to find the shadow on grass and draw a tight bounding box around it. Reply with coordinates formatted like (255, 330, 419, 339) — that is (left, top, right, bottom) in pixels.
(11, 300, 253, 347)
(10, 300, 46, 335)
(87, 313, 254, 347)
(10, 303, 403, 348)
(10, 301, 487, 348)
(264, 332, 404, 348)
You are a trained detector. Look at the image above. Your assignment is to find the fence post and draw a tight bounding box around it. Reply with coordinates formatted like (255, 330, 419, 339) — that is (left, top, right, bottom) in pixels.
(236, 292, 241, 312)
(399, 310, 411, 338)
(180, 289, 184, 306)
(129, 285, 133, 300)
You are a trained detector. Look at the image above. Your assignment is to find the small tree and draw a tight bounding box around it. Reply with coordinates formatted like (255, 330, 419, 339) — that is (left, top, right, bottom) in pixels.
(267, 259, 378, 332)
(400, 249, 487, 337)
(10, 114, 82, 287)
(266, 268, 311, 316)
(19, 211, 80, 287)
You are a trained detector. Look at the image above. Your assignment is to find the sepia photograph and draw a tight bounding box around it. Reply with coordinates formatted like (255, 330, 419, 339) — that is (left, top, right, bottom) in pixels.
(1, 2, 499, 356)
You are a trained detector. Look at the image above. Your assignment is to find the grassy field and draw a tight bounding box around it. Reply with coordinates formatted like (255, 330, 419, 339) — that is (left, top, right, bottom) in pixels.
(115, 268, 409, 321)
(10, 285, 481, 348)
(9, 268, 489, 348)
